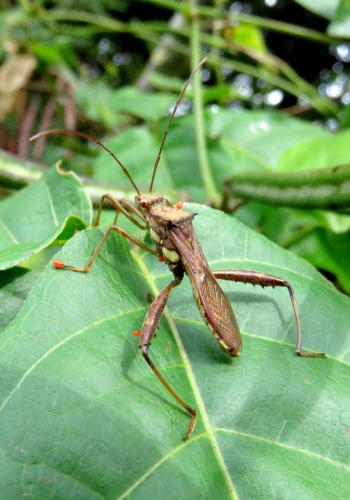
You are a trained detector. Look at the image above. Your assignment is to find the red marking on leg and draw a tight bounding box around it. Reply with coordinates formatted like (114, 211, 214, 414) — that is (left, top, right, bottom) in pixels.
(53, 259, 65, 269)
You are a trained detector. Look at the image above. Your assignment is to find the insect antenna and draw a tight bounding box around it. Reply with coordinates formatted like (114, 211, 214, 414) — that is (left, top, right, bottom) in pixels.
(30, 129, 141, 196)
(30, 58, 207, 196)
(148, 57, 207, 193)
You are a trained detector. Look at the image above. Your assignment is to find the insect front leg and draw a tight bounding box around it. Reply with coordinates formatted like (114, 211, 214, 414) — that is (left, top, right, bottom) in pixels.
(54, 194, 155, 272)
(139, 279, 197, 440)
(94, 194, 147, 229)
(53, 225, 158, 272)
(213, 270, 325, 357)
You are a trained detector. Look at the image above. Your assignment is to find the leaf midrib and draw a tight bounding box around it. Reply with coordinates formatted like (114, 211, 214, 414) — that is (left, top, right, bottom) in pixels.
(132, 249, 238, 499)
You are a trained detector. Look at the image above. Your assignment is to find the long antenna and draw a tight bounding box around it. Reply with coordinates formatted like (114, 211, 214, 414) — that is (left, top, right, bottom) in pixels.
(30, 129, 141, 196)
(148, 57, 207, 193)
(30, 57, 207, 196)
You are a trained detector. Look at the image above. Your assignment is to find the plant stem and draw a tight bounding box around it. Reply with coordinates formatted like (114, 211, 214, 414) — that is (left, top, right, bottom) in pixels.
(44, 9, 336, 116)
(189, 2, 220, 205)
(147, 0, 345, 44)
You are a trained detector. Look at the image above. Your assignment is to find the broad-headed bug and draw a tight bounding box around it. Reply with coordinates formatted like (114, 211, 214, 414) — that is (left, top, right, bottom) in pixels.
(31, 58, 325, 440)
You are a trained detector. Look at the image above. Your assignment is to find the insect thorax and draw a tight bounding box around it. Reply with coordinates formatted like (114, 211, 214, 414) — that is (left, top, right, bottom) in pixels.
(145, 202, 196, 275)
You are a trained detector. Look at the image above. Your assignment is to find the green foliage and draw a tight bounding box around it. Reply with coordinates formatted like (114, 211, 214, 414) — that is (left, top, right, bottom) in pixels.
(1, 204, 349, 499)
(0, 165, 91, 269)
(1, 1, 350, 497)
(94, 109, 329, 193)
(0, 268, 38, 331)
(294, 0, 339, 20)
(230, 23, 267, 53)
(88, 107, 350, 293)
(75, 82, 177, 126)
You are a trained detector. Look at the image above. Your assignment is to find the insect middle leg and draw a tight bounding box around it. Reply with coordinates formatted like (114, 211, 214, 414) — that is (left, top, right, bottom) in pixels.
(139, 279, 197, 440)
(213, 270, 325, 357)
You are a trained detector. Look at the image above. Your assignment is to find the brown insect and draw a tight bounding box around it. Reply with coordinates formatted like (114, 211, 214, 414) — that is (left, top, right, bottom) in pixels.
(31, 59, 325, 440)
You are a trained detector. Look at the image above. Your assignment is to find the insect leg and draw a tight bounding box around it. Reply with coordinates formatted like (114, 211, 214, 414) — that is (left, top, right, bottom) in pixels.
(213, 270, 325, 357)
(94, 194, 147, 229)
(112, 198, 146, 225)
(54, 225, 158, 273)
(139, 280, 197, 440)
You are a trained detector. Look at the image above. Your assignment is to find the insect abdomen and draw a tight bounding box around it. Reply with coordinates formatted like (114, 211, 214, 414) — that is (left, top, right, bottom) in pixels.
(189, 269, 242, 357)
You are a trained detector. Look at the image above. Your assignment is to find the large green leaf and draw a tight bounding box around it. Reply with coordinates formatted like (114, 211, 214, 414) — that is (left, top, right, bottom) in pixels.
(0, 204, 349, 499)
(205, 109, 328, 171)
(0, 164, 92, 270)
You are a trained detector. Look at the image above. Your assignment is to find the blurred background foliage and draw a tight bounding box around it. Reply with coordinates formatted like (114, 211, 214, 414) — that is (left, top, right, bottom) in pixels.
(1, 0, 350, 293)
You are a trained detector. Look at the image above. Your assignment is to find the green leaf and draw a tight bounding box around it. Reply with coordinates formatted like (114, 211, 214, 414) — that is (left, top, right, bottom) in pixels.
(206, 108, 329, 171)
(0, 205, 349, 499)
(93, 109, 329, 203)
(278, 128, 350, 171)
(0, 165, 92, 269)
(32, 41, 77, 68)
(94, 126, 171, 191)
(0, 267, 38, 332)
(288, 225, 350, 293)
(106, 86, 176, 121)
(293, 0, 338, 20)
(328, 0, 350, 37)
(235, 203, 350, 294)
(231, 23, 267, 53)
(211, 109, 350, 292)
(75, 82, 177, 126)
(75, 80, 125, 127)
